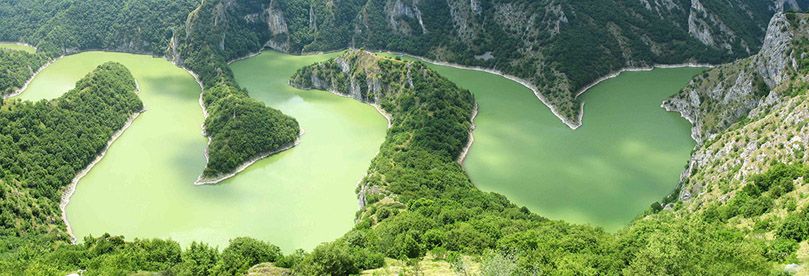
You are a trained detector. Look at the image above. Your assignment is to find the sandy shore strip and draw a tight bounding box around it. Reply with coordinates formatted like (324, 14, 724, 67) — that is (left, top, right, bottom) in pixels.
(457, 104, 479, 164)
(227, 51, 262, 65)
(0, 41, 37, 51)
(60, 111, 143, 243)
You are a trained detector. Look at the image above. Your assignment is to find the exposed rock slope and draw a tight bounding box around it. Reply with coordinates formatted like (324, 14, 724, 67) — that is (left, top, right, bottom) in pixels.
(665, 12, 809, 143)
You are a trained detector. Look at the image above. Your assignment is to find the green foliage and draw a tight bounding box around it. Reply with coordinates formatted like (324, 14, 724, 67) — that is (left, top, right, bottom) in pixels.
(615, 214, 769, 275)
(294, 239, 384, 275)
(716, 162, 808, 221)
(0, 0, 198, 56)
(0, 49, 47, 97)
(765, 238, 798, 262)
(777, 209, 809, 242)
(172, 242, 219, 276)
(211, 237, 281, 276)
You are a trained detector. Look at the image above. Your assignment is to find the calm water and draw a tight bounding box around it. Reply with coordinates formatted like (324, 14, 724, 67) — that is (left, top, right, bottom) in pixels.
(425, 64, 700, 230)
(19, 51, 386, 250)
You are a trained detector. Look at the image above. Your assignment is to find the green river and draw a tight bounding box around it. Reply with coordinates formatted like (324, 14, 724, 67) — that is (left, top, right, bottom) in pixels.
(426, 64, 700, 230)
(18, 51, 387, 250)
(17, 49, 698, 249)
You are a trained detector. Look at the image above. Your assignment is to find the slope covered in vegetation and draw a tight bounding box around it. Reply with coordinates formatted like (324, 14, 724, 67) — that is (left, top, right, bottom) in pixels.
(156, 0, 805, 127)
(0, 2, 807, 275)
(657, 12, 809, 270)
(0, 48, 47, 98)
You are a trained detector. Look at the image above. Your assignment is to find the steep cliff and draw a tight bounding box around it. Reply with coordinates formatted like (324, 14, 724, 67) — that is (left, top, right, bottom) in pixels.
(664, 12, 809, 143)
(656, 12, 809, 271)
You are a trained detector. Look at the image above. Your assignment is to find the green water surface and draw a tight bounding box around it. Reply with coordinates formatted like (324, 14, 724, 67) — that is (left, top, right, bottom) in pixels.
(19, 51, 387, 250)
(425, 64, 700, 230)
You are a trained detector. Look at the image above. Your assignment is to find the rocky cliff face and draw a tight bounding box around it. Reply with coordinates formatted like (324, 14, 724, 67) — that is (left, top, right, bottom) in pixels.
(664, 12, 808, 143)
(670, 13, 809, 220)
(289, 50, 405, 105)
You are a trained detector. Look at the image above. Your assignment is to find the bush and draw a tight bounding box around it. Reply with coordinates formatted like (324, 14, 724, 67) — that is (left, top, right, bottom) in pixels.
(777, 213, 809, 242)
(212, 237, 280, 275)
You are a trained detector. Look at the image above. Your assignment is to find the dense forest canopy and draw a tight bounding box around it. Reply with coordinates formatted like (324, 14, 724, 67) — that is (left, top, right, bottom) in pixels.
(0, 48, 46, 98)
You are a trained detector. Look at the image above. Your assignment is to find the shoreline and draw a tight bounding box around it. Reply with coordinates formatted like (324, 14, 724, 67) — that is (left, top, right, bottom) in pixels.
(0, 41, 37, 52)
(388, 52, 582, 129)
(574, 63, 716, 98)
(3, 56, 63, 99)
(457, 104, 479, 164)
(194, 130, 304, 185)
(181, 65, 307, 186)
(372, 103, 393, 128)
(61, 111, 143, 243)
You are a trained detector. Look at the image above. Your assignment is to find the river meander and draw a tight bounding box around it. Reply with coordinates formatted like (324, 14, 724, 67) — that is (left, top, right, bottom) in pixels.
(17, 51, 387, 250)
(19, 49, 699, 249)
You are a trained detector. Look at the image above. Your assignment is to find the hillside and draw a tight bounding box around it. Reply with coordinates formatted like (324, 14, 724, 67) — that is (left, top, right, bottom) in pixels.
(665, 12, 809, 143)
(655, 11, 809, 269)
(0, 48, 47, 99)
(0, 1, 808, 275)
(2, 0, 803, 127)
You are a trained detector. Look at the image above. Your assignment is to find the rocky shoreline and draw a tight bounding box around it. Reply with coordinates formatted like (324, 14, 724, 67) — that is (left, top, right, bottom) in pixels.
(390, 52, 582, 129)
(457, 104, 479, 164)
(574, 63, 715, 98)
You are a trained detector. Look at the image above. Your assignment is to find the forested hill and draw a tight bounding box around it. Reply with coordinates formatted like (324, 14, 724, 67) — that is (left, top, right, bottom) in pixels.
(0, 1, 805, 127)
(659, 13, 809, 264)
(0, 62, 142, 238)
